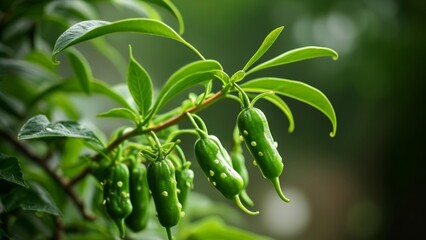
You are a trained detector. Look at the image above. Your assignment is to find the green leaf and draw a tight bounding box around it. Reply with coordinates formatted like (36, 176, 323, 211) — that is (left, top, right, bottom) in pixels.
(17, 115, 103, 146)
(261, 94, 295, 133)
(143, 0, 185, 34)
(127, 46, 153, 116)
(67, 48, 93, 94)
(149, 60, 222, 118)
(247, 46, 339, 75)
(242, 26, 284, 72)
(241, 77, 337, 137)
(97, 108, 139, 123)
(2, 182, 62, 216)
(180, 217, 272, 240)
(92, 81, 134, 110)
(0, 153, 28, 188)
(52, 18, 204, 62)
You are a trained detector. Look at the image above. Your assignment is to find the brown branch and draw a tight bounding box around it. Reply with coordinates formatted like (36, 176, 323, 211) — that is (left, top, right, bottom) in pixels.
(0, 129, 96, 221)
(68, 89, 226, 186)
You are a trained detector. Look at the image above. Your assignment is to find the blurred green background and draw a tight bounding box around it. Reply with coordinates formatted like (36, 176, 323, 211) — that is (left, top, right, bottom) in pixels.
(81, 0, 424, 239)
(3, 0, 426, 239)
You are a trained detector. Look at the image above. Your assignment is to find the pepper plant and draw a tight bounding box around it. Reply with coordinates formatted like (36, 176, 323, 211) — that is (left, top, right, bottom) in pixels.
(0, 0, 338, 239)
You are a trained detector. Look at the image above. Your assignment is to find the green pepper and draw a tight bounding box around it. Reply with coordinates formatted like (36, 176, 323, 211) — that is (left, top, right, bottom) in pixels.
(147, 158, 181, 240)
(175, 164, 194, 212)
(125, 159, 151, 232)
(237, 107, 290, 203)
(103, 162, 133, 238)
(194, 134, 259, 215)
(230, 150, 254, 206)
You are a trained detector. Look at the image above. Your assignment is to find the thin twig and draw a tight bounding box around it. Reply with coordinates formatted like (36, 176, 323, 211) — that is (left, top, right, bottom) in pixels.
(68, 90, 226, 186)
(0, 129, 96, 220)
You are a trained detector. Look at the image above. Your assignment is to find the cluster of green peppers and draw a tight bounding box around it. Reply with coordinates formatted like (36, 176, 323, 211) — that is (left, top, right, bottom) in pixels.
(99, 87, 290, 239)
(100, 138, 193, 240)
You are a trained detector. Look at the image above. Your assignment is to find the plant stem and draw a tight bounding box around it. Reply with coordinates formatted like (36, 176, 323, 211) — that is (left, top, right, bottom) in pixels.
(72, 89, 226, 185)
(0, 129, 96, 221)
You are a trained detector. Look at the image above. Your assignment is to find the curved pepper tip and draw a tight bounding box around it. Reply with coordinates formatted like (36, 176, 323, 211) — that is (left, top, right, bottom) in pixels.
(233, 195, 259, 216)
(271, 177, 290, 203)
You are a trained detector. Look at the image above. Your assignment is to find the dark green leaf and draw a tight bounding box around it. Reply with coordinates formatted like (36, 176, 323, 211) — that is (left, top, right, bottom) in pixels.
(261, 94, 295, 133)
(241, 77, 337, 136)
(17, 115, 103, 145)
(45, 0, 99, 20)
(149, 60, 222, 118)
(127, 46, 152, 116)
(0, 59, 58, 86)
(247, 46, 338, 75)
(97, 108, 139, 122)
(67, 48, 93, 94)
(2, 182, 62, 216)
(52, 18, 203, 62)
(143, 0, 185, 34)
(0, 153, 28, 188)
(242, 26, 284, 71)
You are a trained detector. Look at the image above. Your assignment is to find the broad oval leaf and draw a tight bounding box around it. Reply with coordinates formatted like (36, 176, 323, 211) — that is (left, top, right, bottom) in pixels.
(149, 60, 222, 118)
(242, 26, 284, 72)
(261, 94, 295, 133)
(2, 182, 62, 216)
(0, 153, 28, 188)
(127, 46, 153, 116)
(241, 77, 337, 137)
(52, 18, 203, 62)
(247, 46, 338, 75)
(67, 48, 93, 94)
(18, 115, 103, 146)
(97, 108, 139, 123)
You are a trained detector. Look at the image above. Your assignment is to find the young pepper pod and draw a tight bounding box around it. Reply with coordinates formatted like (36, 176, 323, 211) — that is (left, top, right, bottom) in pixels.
(237, 107, 290, 203)
(175, 164, 194, 212)
(194, 134, 259, 215)
(125, 159, 151, 232)
(147, 158, 181, 240)
(103, 162, 133, 238)
(230, 150, 254, 206)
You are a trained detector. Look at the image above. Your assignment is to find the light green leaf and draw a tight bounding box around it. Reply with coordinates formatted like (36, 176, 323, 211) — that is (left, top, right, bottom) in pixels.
(67, 48, 93, 94)
(180, 217, 272, 240)
(52, 18, 203, 62)
(241, 78, 337, 137)
(149, 60, 222, 118)
(261, 94, 295, 133)
(247, 46, 339, 75)
(127, 46, 152, 116)
(143, 0, 185, 34)
(0, 153, 28, 188)
(17, 115, 103, 145)
(2, 182, 62, 216)
(242, 26, 284, 71)
(97, 108, 139, 122)
(92, 81, 133, 110)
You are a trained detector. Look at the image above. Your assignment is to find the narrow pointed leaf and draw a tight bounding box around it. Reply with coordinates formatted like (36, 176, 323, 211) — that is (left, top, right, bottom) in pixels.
(149, 60, 222, 118)
(143, 0, 185, 34)
(127, 46, 152, 116)
(241, 78, 336, 136)
(92, 81, 134, 110)
(261, 94, 295, 133)
(247, 46, 338, 75)
(52, 18, 203, 62)
(243, 26, 284, 71)
(97, 108, 139, 123)
(0, 153, 28, 188)
(67, 48, 93, 94)
(17, 115, 103, 145)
